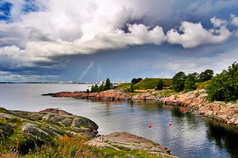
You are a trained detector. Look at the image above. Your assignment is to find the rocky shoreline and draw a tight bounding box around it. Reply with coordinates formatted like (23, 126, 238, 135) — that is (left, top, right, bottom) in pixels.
(0, 107, 173, 157)
(43, 89, 238, 127)
(156, 89, 238, 127)
(43, 89, 131, 101)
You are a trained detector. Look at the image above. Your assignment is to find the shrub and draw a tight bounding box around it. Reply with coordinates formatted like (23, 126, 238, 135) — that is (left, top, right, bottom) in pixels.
(207, 62, 238, 102)
(157, 79, 164, 90)
(131, 78, 143, 84)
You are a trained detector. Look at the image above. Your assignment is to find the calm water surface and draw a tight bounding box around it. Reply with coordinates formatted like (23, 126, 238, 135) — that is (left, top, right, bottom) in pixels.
(0, 84, 238, 158)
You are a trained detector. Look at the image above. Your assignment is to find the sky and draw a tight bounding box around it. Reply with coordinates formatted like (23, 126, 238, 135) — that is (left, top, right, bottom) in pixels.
(0, 0, 238, 82)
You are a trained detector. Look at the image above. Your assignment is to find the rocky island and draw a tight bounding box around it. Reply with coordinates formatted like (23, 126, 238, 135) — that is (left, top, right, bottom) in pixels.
(0, 107, 174, 157)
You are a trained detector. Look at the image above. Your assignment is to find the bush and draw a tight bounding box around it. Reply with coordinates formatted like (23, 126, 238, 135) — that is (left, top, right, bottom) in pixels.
(128, 84, 135, 92)
(207, 62, 238, 102)
(131, 78, 143, 84)
(157, 79, 164, 90)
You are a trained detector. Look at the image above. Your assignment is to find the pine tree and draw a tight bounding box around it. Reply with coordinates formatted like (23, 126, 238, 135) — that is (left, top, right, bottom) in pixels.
(104, 78, 112, 90)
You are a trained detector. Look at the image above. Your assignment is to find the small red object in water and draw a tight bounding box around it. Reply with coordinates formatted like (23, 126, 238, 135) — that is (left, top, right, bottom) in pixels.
(149, 124, 151, 128)
(169, 122, 172, 126)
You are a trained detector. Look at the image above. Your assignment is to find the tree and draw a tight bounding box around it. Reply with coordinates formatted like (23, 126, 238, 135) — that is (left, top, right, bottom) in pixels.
(99, 84, 105, 91)
(184, 74, 196, 90)
(198, 69, 214, 82)
(91, 85, 95, 92)
(172, 71, 186, 92)
(207, 62, 238, 102)
(157, 79, 164, 90)
(91, 84, 99, 92)
(94, 84, 99, 92)
(104, 78, 112, 90)
(131, 78, 143, 84)
(191, 72, 199, 82)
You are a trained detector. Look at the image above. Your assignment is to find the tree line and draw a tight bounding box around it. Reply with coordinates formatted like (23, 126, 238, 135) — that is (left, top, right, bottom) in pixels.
(91, 78, 112, 92)
(172, 69, 213, 92)
(90, 62, 238, 102)
(172, 62, 238, 102)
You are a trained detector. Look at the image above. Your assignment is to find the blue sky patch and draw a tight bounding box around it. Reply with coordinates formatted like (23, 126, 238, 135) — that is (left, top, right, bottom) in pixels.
(0, 2, 12, 21)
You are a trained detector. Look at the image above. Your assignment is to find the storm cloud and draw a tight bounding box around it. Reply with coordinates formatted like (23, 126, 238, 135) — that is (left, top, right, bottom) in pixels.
(0, 0, 238, 81)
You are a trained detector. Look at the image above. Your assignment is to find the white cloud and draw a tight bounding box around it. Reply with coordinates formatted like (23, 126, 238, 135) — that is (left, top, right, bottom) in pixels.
(0, 11, 5, 16)
(153, 46, 238, 75)
(167, 18, 231, 48)
(231, 14, 238, 26)
(210, 17, 227, 27)
(0, 0, 236, 68)
(0, 0, 170, 67)
(163, 58, 214, 74)
(0, 23, 166, 67)
(0, 73, 59, 82)
(0, 71, 10, 75)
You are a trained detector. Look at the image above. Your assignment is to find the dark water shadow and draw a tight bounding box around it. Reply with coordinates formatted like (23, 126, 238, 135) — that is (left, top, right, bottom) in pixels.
(205, 119, 238, 158)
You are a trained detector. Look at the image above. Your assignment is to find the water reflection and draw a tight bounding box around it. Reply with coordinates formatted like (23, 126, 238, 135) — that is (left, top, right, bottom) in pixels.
(171, 107, 185, 117)
(89, 99, 125, 105)
(205, 119, 238, 158)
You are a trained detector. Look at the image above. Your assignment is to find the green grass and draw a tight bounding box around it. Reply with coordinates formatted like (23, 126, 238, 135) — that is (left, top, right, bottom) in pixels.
(0, 134, 164, 158)
(196, 80, 210, 90)
(160, 90, 174, 97)
(117, 83, 132, 90)
(101, 147, 162, 158)
(134, 78, 172, 90)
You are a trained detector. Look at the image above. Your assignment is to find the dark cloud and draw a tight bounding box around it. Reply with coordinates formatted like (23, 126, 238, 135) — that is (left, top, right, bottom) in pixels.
(0, 0, 238, 81)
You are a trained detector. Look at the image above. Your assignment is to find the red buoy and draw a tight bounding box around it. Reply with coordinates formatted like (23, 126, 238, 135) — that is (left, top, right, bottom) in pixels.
(149, 124, 151, 128)
(169, 122, 172, 126)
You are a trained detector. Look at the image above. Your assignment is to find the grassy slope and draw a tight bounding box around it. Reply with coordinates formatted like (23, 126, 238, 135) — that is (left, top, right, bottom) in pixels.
(117, 83, 132, 90)
(196, 80, 210, 90)
(134, 78, 172, 90)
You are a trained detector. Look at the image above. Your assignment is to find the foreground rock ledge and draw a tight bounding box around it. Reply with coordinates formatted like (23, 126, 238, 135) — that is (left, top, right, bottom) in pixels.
(87, 132, 175, 157)
(0, 107, 98, 141)
(0, 107, 174, 157)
